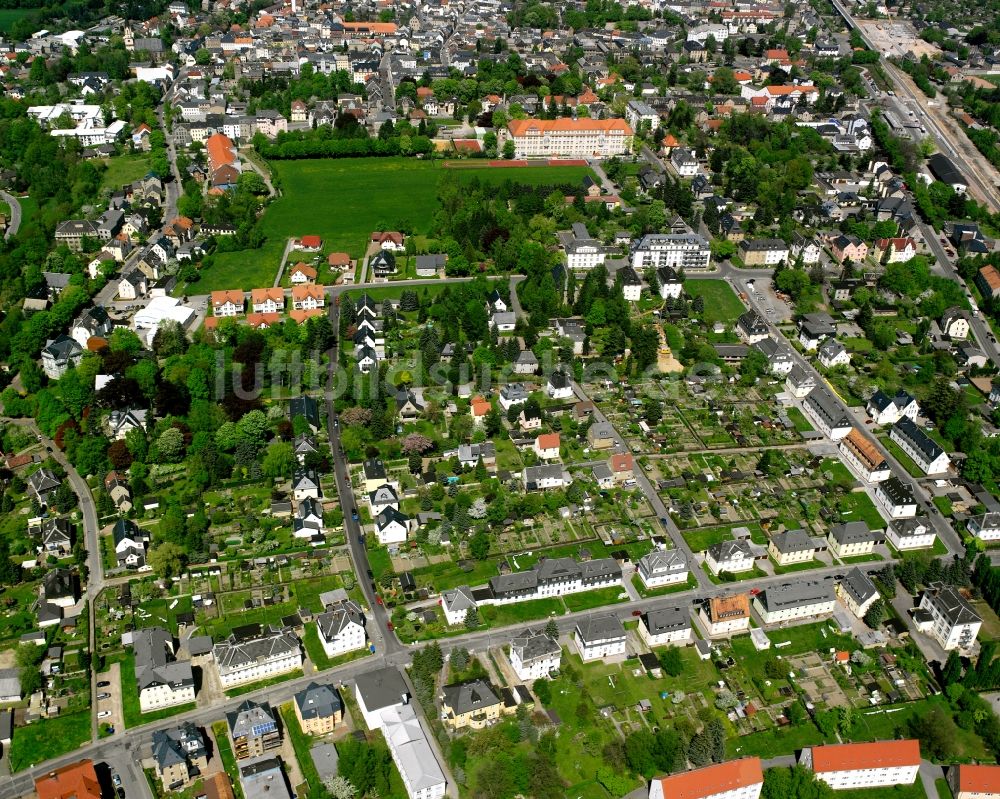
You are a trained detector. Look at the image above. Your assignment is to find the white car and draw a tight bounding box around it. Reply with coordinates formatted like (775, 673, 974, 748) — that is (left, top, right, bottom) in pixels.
(97, 710, 112, 719)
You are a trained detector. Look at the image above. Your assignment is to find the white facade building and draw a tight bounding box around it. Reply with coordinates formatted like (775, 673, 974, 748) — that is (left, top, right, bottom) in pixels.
(800, 741, 920, 790)
(574, 615, 626, 661)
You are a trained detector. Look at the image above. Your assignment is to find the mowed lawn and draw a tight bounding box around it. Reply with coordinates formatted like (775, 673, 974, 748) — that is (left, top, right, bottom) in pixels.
(100, 154, 153, 192)
(685, 279, 746, 324)
(198, 158, 594, 292)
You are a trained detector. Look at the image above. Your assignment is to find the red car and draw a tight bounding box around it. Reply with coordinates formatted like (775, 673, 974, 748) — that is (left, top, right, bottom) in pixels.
(749, 588, 761, 596)
(631, 610, 643, 617)
(386, 621, 394, 631)
(375, 596, 383, 606)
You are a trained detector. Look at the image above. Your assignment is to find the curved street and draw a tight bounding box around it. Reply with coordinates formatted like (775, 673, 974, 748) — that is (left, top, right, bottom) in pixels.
(0, 190, 22, 239)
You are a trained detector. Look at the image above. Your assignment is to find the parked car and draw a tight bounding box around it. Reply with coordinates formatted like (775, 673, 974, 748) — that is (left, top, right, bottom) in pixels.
(97, 710, 112, 719)
(97, 693, 111, 700)
(97, 681, 110, 688)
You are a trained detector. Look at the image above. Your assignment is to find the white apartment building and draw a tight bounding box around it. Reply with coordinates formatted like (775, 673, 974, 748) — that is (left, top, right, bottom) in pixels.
(506, 118, 633, 159)
(649, 757, 763, 799)
(967, 512, 1000, 543)
(753, 580, 835, 624)
(636, 549, 688, 588)
(918, 582, 982, 651)
(441, 586, 477, 626)
(574, 615, 626, 661)
(889, 417, 951, 475)
(800, 740, 920, 790)
(802, 388, 853, 440)
(705, 540, 756, 575)
(631, 233, 712, 271)
(874, 476, 918, 519)
(886, 517, 936, 551)
(950, 764, 1000, 799)
(639, 606, 692, 647)
(839, 428, 891, 483)
(836, 567, 880, 619)
(508, 629, 561, 681)
(316, 601, 366, 658)
(700, 595, 751, 637)
(212, 627, 302, 689)
(381, 703, 447, 799)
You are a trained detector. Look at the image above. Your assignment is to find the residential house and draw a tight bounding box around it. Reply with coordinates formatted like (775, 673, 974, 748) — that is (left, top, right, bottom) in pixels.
(831, 234, 868, 263)
(289, 396, 320, 432)
(918, 582, 982, 651)
(839, 429, 891, 483)
(700, 594, 751, 637)
(37, 517, 72, 557)
(736, 310, 769, 344)
(368, 484, 399, 517)
(34, 760, 103, 799)
(133, 626, 195, 712)
(227, 700, 281, 760)
(968, 512, 1000, 543)
(212, 290, 245, 317)
(291, 284, 324, 311)
(533, 433, 561, 460)
(441, 586, 477, 627)
(513, 350, 538, 375)
(292, 469, 321, 502)
(800, 740, 920, 790)
(818, 339, 850, 369)
(294, 682, 343, 735)
(753, 580, 835, 624)
(251, 287, 284, 315)
(152, 723, 208, 790)
(547, 370, 574, 400)
(941, 307, 970, 339)
(949, 765, 1000, 799)
(886, 516, 936, 551)
(375, 507, 409, 546)
(803, 389, 853, 440)
(739, 238, 789, 267)
(587, 422, 616, 449)
(522, 464, 571, 491)
(828, 521, 883, 558)
(440, 679, 505, 730)
(976, 266, 1000, 301)
(639, 606, 692, 647)
(509, 628, 561, 680)
(636, 549, 688, 588)
(768, 529, 821, 565)
(648, 758, 763, 799)
(890, 418, 950, 475)
(705, 539, 756, 575)
(27, 468, 61, 506)
(874, 237, 916, 263)
(113, 518, 149, 568)
(41, 335, 84, 379)
(574, 614, 626, 661)
(212, 626, 302, 689)
(785, 365, 817, 398)
(837, 567, 880, 619)
(867, 390, 919, 426)
(316, 601, 366, 658)
(362, 458, 387, 492)
(354, 666, 411, 731)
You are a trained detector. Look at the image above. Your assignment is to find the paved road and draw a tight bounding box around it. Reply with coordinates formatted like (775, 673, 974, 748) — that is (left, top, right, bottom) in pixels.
(156, 104, 181, 223)
(0, 418, 104, 744)
(829, 0, 1000, 211)
(737, 281, 964, 557)
(0, 191, 21, 239)
(566, 379, 712, 590)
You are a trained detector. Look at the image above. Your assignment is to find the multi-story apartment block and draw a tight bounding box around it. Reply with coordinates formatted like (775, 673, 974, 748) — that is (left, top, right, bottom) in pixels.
(701, 594, 750, 637)
(890, 417, 951, 475)
(800, 740, 920, 790)
(631, 233, 712, 271)
(918, 582, 982, 651)
(839, 428, 891, 483)
(509, 628, 561, 681)
(639, 606, 692, 647)
(649, 757, 763, 799)
(506, 118, 633, 159)
(316, 600, 366, 658)
(803, 389, 853, 440)
(753, 580, 835, 624)
(636, 549, 688, 588)
(212, 625, 302, 689)
(574, 614, 626, 661)
(227, 700, 281, 760)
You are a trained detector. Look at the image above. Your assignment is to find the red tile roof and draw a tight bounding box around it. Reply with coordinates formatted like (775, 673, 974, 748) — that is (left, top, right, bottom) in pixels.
(536, 433, 560, 449)
(300, 235, 322, 248)
(953, 764, 1000, 794)
(652, 758, 763, 799)
(810, 740, 920, 773)
(507, 118, 633, 136)
(35, 760, 102, 799)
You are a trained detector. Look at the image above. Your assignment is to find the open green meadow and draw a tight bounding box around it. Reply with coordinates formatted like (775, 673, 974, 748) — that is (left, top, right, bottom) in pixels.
(0, 8, 34, 32)
(100, 154, 153, 191)
(684, 279, 746, 324)
(195, 158, 595, 292)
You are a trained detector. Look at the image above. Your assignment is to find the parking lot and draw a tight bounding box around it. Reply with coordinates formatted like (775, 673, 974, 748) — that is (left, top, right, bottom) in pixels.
(96, 661, 124, 738)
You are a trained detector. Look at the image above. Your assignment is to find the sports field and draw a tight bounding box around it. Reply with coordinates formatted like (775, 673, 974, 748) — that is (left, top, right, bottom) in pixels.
(195, 157, 594, 292)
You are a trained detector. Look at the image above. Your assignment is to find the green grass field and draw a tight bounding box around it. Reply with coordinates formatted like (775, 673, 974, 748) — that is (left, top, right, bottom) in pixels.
(197, 158, 594, 292)
(685, 279, 746, 324)
(8, 711, 92, 772)
(100, 154, 153, 191)
(0, 8, 34, 32)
